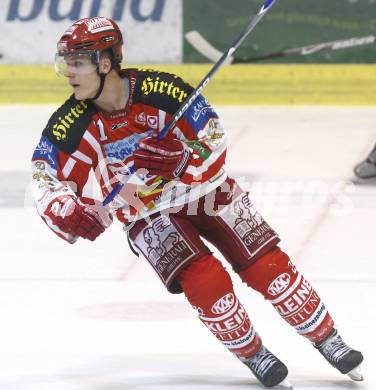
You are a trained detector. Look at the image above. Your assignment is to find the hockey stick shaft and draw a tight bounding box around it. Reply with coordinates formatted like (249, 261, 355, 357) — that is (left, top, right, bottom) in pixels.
(157, 0, 276, 139)
(102, 0, 277, 206)
(186, 31, 376, 64)
(234, 35, 376, 63)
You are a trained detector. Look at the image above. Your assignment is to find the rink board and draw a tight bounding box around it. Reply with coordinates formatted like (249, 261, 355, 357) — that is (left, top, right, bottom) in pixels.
(1, 64, 376, 105)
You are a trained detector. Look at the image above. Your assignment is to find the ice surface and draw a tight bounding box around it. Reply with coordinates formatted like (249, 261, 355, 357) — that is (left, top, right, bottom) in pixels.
(0, 105, 374, 389)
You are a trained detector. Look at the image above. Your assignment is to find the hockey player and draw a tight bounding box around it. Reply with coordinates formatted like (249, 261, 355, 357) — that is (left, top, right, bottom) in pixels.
(31, 17, 364, 388)
(354, 143, 376, 179)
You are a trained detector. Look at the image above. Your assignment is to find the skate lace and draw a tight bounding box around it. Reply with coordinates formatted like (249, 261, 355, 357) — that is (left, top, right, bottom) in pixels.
(246, 346, 278, 377)
(321, 336, 352, 363)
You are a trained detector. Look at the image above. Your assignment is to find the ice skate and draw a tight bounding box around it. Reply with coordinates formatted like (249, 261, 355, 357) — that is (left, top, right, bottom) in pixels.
(315, 329, 364, 381)
(354, 144, 376, 179)
(241, 345, 291, 388)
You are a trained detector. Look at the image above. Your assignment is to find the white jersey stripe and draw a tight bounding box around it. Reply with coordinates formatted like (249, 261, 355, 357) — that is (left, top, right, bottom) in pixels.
(158, 109, 166, 130)
(185, 141, 227, 176)
(72, 150, 92, 165)
(83, 131, 112, 192)
(62, 157, 76, 178)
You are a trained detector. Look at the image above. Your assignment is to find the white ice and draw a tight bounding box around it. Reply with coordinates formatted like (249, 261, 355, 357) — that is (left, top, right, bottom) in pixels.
(0, 105, 375, 390)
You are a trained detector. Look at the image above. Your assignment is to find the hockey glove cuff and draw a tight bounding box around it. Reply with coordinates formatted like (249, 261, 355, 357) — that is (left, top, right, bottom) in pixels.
(45, 196, 112, 241)
(133, 136, 191, 180)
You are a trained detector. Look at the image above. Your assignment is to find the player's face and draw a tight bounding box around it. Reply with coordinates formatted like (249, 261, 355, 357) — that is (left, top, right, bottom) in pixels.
(55, 53, 100, 100)
(65, 56, 100, 100)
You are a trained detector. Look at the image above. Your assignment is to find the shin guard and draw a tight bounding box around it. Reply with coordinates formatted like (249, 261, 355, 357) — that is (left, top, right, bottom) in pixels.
(177, 254, 261, 359)
(239, 247, 334, 343)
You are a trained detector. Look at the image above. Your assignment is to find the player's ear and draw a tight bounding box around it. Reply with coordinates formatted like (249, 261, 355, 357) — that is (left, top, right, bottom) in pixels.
(99, 55, 112, 74)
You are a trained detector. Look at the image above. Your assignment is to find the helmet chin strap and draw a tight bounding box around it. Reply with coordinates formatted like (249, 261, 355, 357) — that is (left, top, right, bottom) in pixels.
(91, 72, 106, 101)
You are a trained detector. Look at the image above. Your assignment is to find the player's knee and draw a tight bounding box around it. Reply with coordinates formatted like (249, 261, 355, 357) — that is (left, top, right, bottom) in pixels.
(177, 254, 233, 305)
(239, 246, 295, 298)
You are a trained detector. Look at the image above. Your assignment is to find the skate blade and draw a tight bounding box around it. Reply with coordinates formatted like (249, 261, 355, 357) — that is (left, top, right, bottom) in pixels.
(347, 364, 364, 381)
(275, 379, 293, 389)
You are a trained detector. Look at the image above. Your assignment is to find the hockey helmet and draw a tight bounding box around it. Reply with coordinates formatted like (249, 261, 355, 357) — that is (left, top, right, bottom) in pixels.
(55, 16, 123, 75)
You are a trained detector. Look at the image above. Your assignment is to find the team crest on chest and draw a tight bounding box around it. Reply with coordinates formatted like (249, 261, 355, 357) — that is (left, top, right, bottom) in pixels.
(147, 115, 158, 129)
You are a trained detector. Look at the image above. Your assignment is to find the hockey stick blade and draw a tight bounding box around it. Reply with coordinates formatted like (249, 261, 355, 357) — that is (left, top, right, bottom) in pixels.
(102, 0, 277, 206)
(186, 31, 376, 63)
(185, 31, 233, 63)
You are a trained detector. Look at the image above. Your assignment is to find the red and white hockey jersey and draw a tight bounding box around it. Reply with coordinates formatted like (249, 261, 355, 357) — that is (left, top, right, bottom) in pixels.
(31, 69, 228, 243)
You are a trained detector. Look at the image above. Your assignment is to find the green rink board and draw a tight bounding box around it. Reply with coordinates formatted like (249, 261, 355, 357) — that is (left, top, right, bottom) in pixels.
(183, 0, 376, 64)
(0, 64, 375, 105)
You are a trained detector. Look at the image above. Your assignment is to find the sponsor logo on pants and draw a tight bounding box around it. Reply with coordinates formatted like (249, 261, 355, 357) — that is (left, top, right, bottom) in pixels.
(218, 192, 279, 257)
(135, 216, 195, 285)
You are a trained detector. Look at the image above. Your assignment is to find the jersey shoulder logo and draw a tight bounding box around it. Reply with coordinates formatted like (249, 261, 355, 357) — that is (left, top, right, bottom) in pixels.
(42, 95, 96, 154)
(132, 68, 194, 114)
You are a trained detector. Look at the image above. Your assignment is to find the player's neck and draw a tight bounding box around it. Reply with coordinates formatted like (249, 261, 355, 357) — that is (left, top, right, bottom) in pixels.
(94, 72, 129, 113)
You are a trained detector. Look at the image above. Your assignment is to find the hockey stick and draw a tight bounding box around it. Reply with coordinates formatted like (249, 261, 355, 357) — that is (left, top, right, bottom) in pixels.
(102, 0, 277, 206)
(185, 30, 376, 63)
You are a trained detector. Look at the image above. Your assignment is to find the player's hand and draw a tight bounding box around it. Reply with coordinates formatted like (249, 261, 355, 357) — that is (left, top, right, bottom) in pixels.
(45, 196, 113, 241)
(133, 136, 191, 180)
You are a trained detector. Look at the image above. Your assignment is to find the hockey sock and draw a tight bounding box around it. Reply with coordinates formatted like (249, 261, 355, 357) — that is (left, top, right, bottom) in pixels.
(239, 247, 334, 343)
(177, 254, 261, 359)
